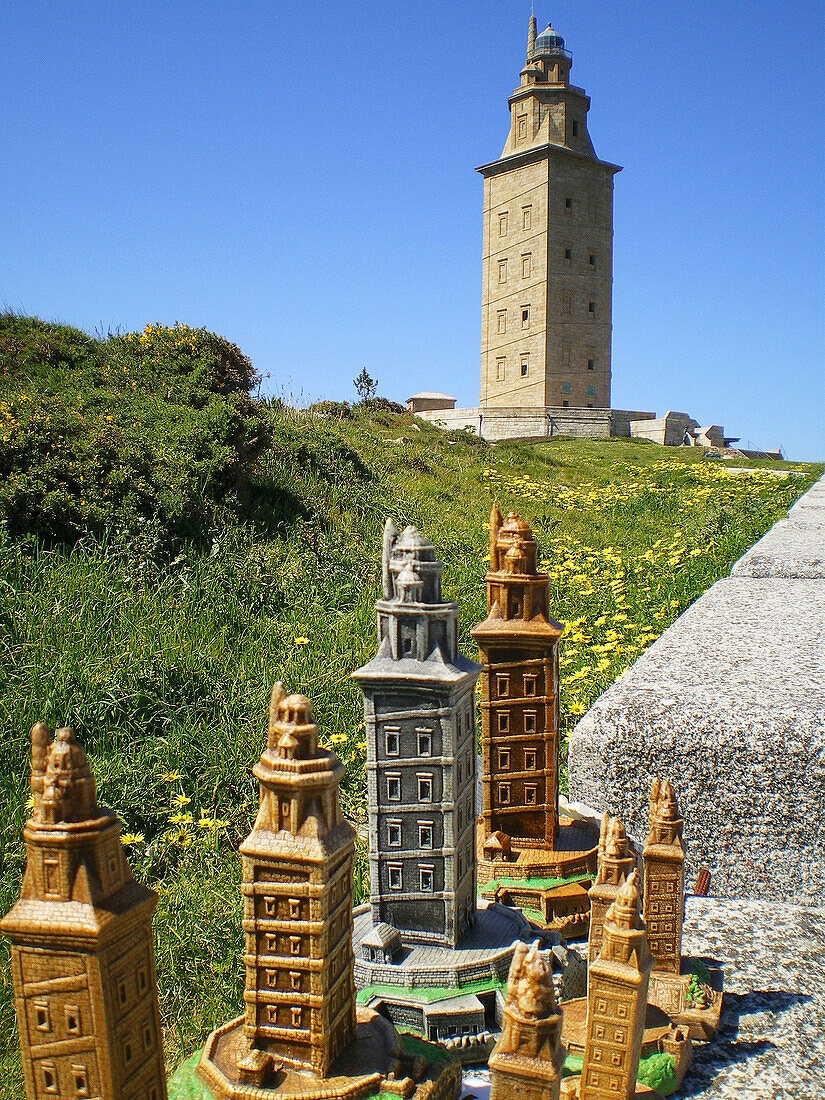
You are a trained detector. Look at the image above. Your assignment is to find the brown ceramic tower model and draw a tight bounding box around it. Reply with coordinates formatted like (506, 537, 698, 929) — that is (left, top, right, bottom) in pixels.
(488, 941, 565, 1100)
(472, 505, 598, 932)
(197, 684, 461, 1100)
(577, 872, 652, 1100)
(1, 724, 167, 1100)
(587, 815, 636, 963)
(642, 779, 685, 975)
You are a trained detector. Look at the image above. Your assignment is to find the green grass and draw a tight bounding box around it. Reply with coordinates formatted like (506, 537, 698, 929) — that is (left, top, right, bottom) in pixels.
(0, 379, 820, 1097)
(481, 872, 593, 893)
(357, 977, 507, 1005)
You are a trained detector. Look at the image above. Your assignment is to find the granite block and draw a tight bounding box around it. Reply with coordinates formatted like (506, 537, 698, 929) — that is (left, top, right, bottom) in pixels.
(567, 577, 825, 903)
(731, 519, 825, 578)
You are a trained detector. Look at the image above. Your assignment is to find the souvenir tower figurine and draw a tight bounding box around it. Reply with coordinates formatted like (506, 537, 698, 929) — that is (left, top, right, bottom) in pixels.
(472, 505, 598, 933)
(587, 815, 636, 963)
(351, 522, 543, 1053)
(488, 941, 565, 1100)
(196, 683, 462, 1100)
(1, 724, 167, 1100)
(354, 520, 480, 948)
(642, 779, 685, 975)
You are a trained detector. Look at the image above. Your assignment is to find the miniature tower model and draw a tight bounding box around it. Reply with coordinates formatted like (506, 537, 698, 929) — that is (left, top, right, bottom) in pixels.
(238, 684, 356, 1078)
(489, 942, 565, 1100)
(642, 778, 685, 975)
(353, 521, 481, 948)
(587, 815, 636, 963)
(1, 724, 167, 1100)
(478, 14, 621, 410)
(579, 872, 652, 1100)
(473, 505, 563, 863)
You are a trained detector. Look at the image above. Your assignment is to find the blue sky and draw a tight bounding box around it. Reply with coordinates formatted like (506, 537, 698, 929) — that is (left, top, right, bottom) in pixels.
(3, 1, 823, 459)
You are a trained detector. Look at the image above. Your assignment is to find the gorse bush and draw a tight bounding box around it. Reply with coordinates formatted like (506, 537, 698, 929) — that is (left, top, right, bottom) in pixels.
(0, 315, 269, 550)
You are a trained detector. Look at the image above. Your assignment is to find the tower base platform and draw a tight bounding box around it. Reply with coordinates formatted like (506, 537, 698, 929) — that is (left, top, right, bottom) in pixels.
(170, 1006, 461, 1100)
(477, 817, 599, 938)
(352, 900, 583, 1060)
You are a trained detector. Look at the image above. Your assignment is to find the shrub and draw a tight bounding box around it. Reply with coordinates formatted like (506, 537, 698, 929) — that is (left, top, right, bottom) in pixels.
(0, 316, 269, 550)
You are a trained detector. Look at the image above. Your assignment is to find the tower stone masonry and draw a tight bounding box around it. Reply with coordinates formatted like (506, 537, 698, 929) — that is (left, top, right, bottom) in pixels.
(478, 14, 621, 412)
(642, 778, 686, 975)
(352, 520, 481, 949)
(1, 724, 167, 1100)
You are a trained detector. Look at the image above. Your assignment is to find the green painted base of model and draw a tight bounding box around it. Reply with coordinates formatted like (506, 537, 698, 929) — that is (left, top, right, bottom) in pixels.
(167, 1053, 212, 1100)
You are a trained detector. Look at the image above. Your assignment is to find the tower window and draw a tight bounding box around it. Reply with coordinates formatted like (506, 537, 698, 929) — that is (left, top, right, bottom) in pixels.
(564, 247, 571, 261)
(496, 358, 506, 382)
(291, 1007, 303, 1028)
(137, 967, 148, 994)
(497, 675, 510, 697)
(521, 307, 530, 328)
(589, 254, 596, 267)
(588, 301, 595, 313)
(563, 400, 569, 408)
(34, 1001, 51, 1032)
(388, 863, 403, 890)
(499, 213, 508, 236)
(522, 254, 531, 279)
(498, 783, 511, 804)
(524, 675, 537, 696)
(565, 196, 572, 210)
(524, 748, 537, 770)
(419, 823, 433, 849)
(419, 866, 434, 892)
(385, 729, 400, 755)
(289, 935, 301, 955)
(498, 260, 508, 284)
(388, 821, 402, 847)
(143, 1021, 154, 1050)
(561, 383, 571, 395)
(520, 358, 529, 377)
(387, 774, 401, 801)
(290, 971, 302, 990)
(498, 711, 510, 733)
(65, 1006, 81, 1034)
(572, 120, 579, 137)
(417, 730, 432, 756)
(417, 774, 433, 802)
(525, 784, 538, 805)
(518, 115, 527, 138)
(587, 386, 596, 397)
(41, 1064, 57, 1094)
(522, 206, 532, 230)
(587, 358, 595, 370)
(524, 712, 537, 733)
(498, 749, 511, 770)
(289, 898, 301, 919)
(497, 309, 506, 334)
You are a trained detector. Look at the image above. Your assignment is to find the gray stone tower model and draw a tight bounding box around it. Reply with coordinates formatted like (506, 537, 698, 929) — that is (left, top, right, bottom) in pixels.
(478, 14, 621, 411)
(353, 521, 481, 949)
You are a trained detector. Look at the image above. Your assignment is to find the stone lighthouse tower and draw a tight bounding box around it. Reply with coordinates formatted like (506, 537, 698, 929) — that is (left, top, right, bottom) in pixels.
(478, 14, 621, 412)
(353, 520, 481, 949)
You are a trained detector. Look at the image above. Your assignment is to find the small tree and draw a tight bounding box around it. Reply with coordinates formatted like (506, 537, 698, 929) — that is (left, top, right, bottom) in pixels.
(353, 368, 378, 402)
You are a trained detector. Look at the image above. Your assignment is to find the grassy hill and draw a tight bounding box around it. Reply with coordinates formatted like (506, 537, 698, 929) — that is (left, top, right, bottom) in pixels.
(0, 315, 820, 1095)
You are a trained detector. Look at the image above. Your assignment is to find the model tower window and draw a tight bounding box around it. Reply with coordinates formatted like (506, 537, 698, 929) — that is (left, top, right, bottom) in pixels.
(478, 14, 621, 410)
(353, 520, 481, 949)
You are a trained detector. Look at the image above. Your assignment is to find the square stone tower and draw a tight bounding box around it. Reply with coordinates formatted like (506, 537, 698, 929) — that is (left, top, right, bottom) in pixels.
(642, 778, 686, 975)
(353, 520, 481, 949)
(1, 724, 167, 1100)
(472, 506, 563, 858)
(478, 15, 621, 411)
(238, 685, 356, 1078)
(579, 872, 652, 1100)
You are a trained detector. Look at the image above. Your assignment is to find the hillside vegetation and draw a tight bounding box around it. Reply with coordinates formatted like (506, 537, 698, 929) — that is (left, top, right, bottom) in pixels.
(0, 315, 819, 1095)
